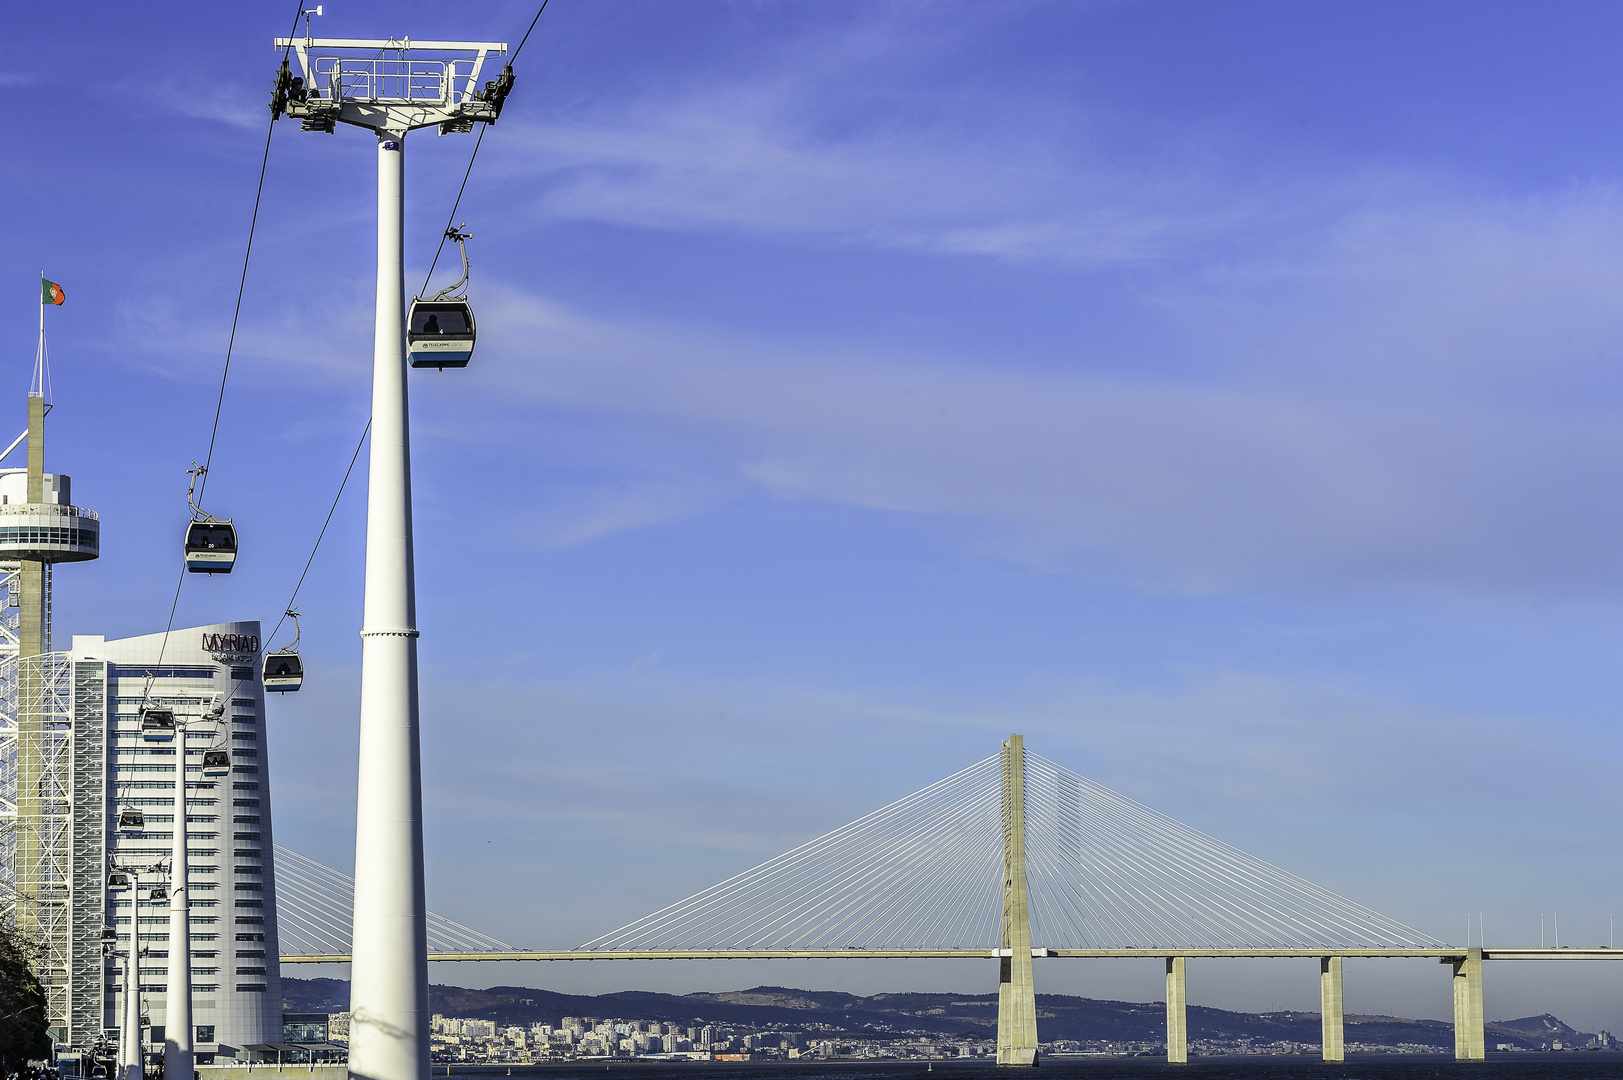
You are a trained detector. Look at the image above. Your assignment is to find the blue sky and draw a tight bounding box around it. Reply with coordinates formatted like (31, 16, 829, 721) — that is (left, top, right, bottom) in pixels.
(10, 0, 1623, 1030)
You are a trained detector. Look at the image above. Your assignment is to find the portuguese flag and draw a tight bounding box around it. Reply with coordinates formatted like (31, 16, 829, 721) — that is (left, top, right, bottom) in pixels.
(41, 278, 64, 306)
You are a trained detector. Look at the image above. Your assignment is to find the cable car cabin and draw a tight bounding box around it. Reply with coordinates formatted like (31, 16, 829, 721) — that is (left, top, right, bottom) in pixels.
(107, 871, 130, 890)
(101, 926, 117, 941)
(263, 651, 303, 692)
(140, 707, 176, 741)
(118, 808, 145, 830)
(184, 520, 237, 574)
(407, 300, 475, 369)
(202, 750, 231, 777)
(148, 886, 168, 902)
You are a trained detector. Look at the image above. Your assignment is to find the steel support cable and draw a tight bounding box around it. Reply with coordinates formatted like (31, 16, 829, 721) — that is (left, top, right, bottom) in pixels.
(274, 844, 514, 953)
(1035, 757, 1295, 947)
(749, 781, 995, 948)
(615, 778, 993, 949)
(714, 777, 997, 949)
(1022, 825, 1075, 947)
(909, 805, 1003, 947)
(413, 0, 552, 298)
(279, 847, 517, 954)
(1036, 762, 1270, 947)
(1071, 789, 1344, 944)
(1054, 789, 1257, 946)
(663, 789, 978, 949)
(582, 754, 1000, 949)
(809, 800, 987, 948)
(143, 1, 342, 718)
(274, 901, 353, 955)
(275, 867, 352, 919)
(589, 747, 1439, 954)
(842, 785, 1002, 948)
(1038, 789, 1195, 947)
(590, 798, 916, 946)
(1079, 785, 1409, 947)
(1027, 781, 1123, 947)
(274, 855, 356, 919)
(1042, 771, 1243, 945)
(1052, 819, 1177, 948)
(1022, 783, 1077, 945)
(194, 0, 307, 510)
(1035, 772, 1139, 947)
(1059, 786, 1321, 947)
(1032, 815, 1138, 948)
(701, 802, 942, 944)
(1028, 754, 1438, 947)
(726, 765, 1000, 948)
(1061, 763, 1404, 945)
(1028, 837, 1104, 947)
(260, 418, 371, 655)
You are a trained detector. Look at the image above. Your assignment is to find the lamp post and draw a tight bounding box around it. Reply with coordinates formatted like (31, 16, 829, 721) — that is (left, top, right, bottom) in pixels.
(163, 699, 223, 1080)
(117, 862, 161, 1080)
(270, 33, 513, 1080)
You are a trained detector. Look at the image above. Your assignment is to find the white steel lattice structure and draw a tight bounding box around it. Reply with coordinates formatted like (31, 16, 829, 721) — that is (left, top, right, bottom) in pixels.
(5, 653, 93, 1043)
(0, 563, 30, 916)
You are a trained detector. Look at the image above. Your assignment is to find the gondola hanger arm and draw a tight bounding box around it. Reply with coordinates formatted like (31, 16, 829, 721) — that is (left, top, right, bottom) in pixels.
(427, 223, 473, 301)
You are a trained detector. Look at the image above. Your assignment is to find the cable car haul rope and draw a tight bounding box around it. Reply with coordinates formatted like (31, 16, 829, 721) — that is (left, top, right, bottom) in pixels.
(132, 2, 547, 737)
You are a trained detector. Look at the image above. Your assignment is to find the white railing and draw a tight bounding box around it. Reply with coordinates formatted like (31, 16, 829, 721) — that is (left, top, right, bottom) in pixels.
(0, 503, 98, 520)
(310, 56, 489, 107)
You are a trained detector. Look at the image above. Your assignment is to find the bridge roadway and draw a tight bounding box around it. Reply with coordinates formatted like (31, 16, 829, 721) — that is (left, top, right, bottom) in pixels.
(272, 736, 1623, 1064)
(279, 946, 1623, 962)
(279, 945, 1620, 1064)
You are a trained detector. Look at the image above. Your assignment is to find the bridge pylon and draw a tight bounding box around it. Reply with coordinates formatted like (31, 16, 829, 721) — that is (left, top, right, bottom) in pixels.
(997, 734, 1039, 1066)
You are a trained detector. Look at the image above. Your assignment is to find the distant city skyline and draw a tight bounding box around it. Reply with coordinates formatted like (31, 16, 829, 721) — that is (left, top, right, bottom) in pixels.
(6, 0, 1623, 1035)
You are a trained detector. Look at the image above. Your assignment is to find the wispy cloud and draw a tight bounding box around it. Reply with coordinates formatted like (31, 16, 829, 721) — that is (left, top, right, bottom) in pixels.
(474, 193, 1623, 597)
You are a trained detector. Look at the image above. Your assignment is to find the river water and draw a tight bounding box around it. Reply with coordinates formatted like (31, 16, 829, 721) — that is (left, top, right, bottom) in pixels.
(444, 1056, 1623, 1079)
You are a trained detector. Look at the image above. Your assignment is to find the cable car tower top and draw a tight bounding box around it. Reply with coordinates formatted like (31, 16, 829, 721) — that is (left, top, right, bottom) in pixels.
(271, 33, 513, 135)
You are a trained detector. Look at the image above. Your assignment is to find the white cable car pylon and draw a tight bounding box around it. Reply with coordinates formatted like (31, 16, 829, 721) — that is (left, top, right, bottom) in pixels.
(269, 25, 519, 1080)
(183, 462, 237, 573)
(408, 224, 477, 370)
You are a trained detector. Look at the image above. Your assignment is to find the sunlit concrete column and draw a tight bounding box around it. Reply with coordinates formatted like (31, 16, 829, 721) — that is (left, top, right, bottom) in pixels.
(1320, 956, 1344, 1062)
(995, 735, 1038, 1066)
(1451, 948, 1484, 1061)
(1165, 956, 1187, 1064)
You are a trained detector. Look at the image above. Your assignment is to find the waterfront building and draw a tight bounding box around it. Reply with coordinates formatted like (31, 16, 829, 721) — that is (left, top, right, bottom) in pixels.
(72, 622, 284, 1060)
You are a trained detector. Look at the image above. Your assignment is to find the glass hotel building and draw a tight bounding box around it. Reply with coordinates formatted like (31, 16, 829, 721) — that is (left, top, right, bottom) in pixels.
(71, 621, 284, 1060)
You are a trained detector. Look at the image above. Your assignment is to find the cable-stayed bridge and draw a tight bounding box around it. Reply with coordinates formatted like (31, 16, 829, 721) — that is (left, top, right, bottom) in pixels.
(275, 736, 1621, 1065)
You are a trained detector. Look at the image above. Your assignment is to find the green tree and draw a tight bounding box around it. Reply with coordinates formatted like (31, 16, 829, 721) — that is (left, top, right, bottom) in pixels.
(0, 915, 52, 1071)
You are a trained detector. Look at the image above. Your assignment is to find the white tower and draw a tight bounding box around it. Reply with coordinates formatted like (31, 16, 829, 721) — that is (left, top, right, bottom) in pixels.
(0, 282, 102, 1047)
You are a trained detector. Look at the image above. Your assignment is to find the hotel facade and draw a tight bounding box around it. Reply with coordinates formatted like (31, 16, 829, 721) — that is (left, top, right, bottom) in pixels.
(60, 621, 285, 1060)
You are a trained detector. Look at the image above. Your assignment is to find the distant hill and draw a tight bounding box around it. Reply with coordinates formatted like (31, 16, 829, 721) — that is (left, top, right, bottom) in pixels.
(1487, 1014, 1593, 1048)
(282, 978, 1596, 1050)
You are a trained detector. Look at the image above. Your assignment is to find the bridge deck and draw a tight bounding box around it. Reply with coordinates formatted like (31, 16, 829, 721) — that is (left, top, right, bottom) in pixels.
(279, 946, 1623, 963)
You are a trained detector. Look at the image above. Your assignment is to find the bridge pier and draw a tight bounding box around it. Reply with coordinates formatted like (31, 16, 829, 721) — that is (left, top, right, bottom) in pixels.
(1319, 956, 1343, 1062)
(1165, 956, 1188, 1063)
(996, 735, 1039, 1066)
(1450, 948, 1484, 1061)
